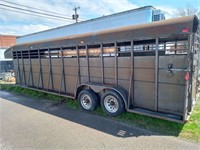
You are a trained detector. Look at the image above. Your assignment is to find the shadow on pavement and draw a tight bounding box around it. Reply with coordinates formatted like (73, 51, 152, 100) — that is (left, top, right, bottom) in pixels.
(0, 90, 183, 138)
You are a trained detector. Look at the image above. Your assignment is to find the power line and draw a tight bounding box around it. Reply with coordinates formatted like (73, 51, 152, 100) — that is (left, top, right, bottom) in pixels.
(1, 0, 71, 18)
(1, 0, 85, 21)
(0, 7, 72, 22)
(0, 3, 75, 21)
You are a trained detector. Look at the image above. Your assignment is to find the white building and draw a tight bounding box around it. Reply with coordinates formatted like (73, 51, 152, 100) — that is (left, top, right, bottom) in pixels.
(17, 6, 165, 44)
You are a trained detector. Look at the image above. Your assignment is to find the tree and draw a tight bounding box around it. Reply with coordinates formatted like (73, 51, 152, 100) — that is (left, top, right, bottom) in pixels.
(175, 5, 200, 77)
(174, 5, 200, 19)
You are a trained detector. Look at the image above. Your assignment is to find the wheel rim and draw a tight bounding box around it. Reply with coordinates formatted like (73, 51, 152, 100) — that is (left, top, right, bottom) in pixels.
(80, 94, 92, 109)
(104, 95, 119, 113)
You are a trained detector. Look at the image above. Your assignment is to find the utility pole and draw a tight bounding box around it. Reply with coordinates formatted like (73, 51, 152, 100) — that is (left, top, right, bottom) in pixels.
(72, 6, 80, 23)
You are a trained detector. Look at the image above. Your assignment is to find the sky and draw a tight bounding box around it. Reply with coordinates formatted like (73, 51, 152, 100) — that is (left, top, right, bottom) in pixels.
(0, 0, 200, 36)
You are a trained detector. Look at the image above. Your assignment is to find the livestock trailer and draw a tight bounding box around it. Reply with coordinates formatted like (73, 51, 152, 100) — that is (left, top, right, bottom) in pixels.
(6, 15, 200, 123)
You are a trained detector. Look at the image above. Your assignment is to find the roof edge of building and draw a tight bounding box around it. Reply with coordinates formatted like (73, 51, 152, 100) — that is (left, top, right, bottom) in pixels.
(0, 34, 18, 37)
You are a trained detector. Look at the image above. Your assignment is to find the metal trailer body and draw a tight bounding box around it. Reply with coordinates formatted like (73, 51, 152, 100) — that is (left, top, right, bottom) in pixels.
(6, 16, 200, 123)
(16, 6, 165, 44)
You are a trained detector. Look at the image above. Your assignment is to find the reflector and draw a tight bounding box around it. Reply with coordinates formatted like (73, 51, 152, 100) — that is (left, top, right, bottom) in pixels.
(185, 72, 189, 80)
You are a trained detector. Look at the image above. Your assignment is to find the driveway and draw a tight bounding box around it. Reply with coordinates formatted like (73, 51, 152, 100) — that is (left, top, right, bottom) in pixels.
(0, 90, 199, 149)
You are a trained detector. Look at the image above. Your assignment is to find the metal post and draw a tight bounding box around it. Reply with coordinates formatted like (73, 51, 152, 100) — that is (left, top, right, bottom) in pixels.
(183, 34, 194, 121)
(73, 6, 80, 23)
(164, 42, 166, 51)
(189, 34, 195, 111)
(175, 40, 177, 54)
(183, 35, 191, 121)
(100, 43, 104, 84)
(155, 38, 159, 111)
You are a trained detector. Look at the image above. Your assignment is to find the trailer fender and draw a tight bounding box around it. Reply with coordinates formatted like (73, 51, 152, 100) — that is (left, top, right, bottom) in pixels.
(76, 83, 128, 109)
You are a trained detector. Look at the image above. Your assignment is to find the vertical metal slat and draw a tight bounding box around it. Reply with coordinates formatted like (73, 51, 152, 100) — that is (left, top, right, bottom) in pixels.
(76, 45, 81, 85)
(128, 40, 134, 108)
(37, 49, 44, 89)
(37, 49, 41, 88)
(86, 45, 90, 82)
(155, 38, 159, 111)
(21, 50, 26, 85)
(115, 42, 118, 85)
(73, 45, 81, 97)
(28, 50, 33, 86)
(16, 51, 21, 85)
(100, 43, 104, 84)
(47, 48, 54, 91)
(59, 47, 66, 93)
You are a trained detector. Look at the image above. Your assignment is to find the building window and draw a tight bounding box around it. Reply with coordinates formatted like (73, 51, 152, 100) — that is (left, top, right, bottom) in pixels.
(153, 14, 160, 21)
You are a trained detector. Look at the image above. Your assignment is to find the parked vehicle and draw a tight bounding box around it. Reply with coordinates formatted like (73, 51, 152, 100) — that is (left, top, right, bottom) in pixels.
(5, 15, 200, 123)
(0, 59, 14, 80)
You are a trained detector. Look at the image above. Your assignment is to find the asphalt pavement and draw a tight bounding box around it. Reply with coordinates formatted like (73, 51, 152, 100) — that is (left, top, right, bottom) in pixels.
(0, 90, 200, 150)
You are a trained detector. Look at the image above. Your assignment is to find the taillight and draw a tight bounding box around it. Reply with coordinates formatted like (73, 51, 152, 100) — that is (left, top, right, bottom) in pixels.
(185, 72, 189, 81)
(182, 27, 189, 33)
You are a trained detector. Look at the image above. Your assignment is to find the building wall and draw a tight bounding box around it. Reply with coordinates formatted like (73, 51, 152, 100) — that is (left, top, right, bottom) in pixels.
(0, 48, 6, 59)
(17, 6, 165, 44)
(0, 35, 16, 59)
(0, 35, 16, 47)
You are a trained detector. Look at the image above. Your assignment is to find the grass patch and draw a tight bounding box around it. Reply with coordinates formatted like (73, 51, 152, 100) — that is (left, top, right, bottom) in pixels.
(115, 112, 183, 135)
(178, 99, 200, 142)
(115, 99, 200, 143)
(94, 106, 106, 116)
(46, 93, 63, 102)
(0, 84, 45, 98)
(1, 84, 200, 143)
(65, 97, 79, 109)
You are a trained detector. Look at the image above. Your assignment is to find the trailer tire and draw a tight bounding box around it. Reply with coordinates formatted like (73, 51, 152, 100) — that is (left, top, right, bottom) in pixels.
(101, 90, 125, 116)
(78, 89, 99, 111)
